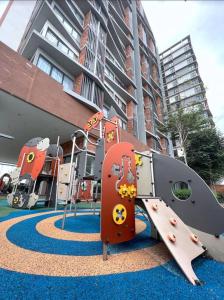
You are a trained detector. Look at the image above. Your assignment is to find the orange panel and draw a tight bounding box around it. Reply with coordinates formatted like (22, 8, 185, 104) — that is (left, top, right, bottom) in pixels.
(84, 111, 104, 132)
(76, 180, 92, 201)
(104, 116, 120, 153)
(101, 142, 136, 244)
(17, 145, 47, 180)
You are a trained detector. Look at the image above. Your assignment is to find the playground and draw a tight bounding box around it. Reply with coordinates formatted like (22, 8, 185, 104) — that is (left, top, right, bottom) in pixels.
(1, 111, 224, 299)
(0, 198, 224, 299)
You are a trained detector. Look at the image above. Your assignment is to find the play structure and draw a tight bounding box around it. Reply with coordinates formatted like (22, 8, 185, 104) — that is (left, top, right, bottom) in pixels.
(7, 110, 224, 285)
(7, 137, 63, 208)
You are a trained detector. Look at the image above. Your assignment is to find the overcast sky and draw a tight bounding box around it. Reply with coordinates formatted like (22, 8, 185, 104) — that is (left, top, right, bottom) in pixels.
(142, 0, 224, 133)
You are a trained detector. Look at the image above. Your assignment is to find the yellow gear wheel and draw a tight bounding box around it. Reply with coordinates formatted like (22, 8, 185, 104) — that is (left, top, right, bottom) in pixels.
(113, 204, 127, 225)
(135, 154, 143, 166)
(107, 130, 115, 142)
(118, 184, 129, 198)
(13, 196, 19, 204)
(128, 184, 137, 198)
(27, 152, 35, 163)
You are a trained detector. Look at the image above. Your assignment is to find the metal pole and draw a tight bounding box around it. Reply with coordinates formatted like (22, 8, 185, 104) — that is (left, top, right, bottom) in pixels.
(103, 242, 108, 261)
(48, 136, 60, 208)
(61, 203, 67, 230)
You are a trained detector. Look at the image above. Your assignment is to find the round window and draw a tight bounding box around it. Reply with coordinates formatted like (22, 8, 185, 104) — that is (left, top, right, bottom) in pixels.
(172, 181, 192, 200)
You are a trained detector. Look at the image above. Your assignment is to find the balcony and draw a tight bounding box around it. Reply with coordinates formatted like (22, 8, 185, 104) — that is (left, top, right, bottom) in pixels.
(105, 74, 136, 103)
(108, 1, 133, 37)
(56, 0, 84, 31)
(19, 1, 80, 53)
(107, 18, 126, 57)
(104, 87, 128, 120)
(110, 15, 133, 48)
(21, 30, 105, 91)
(106, 30, 126, 68)
(106, 56, 136, 88)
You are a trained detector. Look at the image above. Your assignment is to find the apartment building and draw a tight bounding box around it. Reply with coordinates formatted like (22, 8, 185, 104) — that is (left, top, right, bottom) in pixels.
(0, 0, 168, 164)
(160, 36, 213, 157)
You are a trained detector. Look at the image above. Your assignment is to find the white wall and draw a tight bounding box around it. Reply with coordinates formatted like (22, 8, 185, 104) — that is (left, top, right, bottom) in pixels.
(0, 0, 36, 51)
(0, 164, 15, 176)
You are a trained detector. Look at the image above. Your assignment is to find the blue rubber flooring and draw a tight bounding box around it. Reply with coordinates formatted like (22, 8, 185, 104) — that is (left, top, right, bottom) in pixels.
(1, 208, 224, 299)
(6, 213, 157, 256)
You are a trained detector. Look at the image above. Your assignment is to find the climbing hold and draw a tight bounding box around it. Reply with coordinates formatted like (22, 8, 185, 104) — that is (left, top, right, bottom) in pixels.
(135, 154, 143, 166)
(152, 203, 158, 211)
(170, 218, 177, 226)
(128, 184, 137, 198)
(190, 234, 199, 243)
(26, 152, 35, 163)
(118, 184, 129, 198)
(168, 232, 176, 243)
(113, 204, 127, 225)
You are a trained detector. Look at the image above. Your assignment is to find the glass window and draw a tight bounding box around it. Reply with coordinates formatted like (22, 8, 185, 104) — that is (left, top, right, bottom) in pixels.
(63, 20, 73, 34)
(72, 29, 79, 40)
(54, 7, 63, 22)
(58, 41, 68, 54)
(103, 106, 109, 118)
(68, 49, 74, 59)
(45, 30, 58, 45)
(63, 75, 73, 90)
(37, 56, 51, 75)
(51, 67, 63, 83)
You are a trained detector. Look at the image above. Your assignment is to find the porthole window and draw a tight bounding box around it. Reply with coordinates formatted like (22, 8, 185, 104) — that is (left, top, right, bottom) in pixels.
(172, 181, 191, 200)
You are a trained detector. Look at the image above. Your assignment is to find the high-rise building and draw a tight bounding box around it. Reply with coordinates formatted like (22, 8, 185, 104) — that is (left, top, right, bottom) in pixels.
(0, 0, 168, 164)
(160, 35, 213, 157)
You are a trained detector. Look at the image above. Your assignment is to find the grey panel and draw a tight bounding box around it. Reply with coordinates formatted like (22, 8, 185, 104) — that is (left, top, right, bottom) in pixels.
(153, 153, 224, 235)
(77, 151, 87, 179)
(47, 144, 63, 157)
(25, 137, 43, 147)
(94, 139, 104, 181)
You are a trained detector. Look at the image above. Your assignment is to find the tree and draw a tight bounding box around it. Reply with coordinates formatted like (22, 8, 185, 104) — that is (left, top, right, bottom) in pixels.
(160, 106, 209, 164)
(186, 128, 224, 185)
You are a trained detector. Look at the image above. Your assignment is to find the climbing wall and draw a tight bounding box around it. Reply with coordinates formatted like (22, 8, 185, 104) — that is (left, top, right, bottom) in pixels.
(141, 198, 205, 285)
(101, 142, 137, 244)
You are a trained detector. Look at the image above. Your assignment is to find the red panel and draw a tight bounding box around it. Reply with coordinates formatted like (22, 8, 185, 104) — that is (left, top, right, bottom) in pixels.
(101, 142, 136, 244)
(84, 111, 104, 132)
(76, 180, 92, 201)
(104, 116, 120, 153)
(17, 145, 47, 180)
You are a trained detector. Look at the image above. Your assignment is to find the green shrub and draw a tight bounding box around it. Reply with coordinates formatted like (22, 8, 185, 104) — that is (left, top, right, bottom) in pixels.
(215, 192, 224, 204)
(173, 188, 191, 200)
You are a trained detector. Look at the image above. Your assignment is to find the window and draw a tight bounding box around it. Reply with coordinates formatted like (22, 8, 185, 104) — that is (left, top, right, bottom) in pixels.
(53, 5, 81, 43)
(45, 30, 58, 45)
(191, 71, 197, 78)
(70, 1, 84, 25)
(51, 67, 63, 83)
(36, 55, 73, 90)
(58, 41, 69, 54)
(105, 66, 114, 80)
(37, 56, 51, 75)
(63, 76, 73, 90)
(63, 20, 73, 34)
(81, 75, 93, 101)
(119, 119, 127, 130)
(45, 29, 78, 60)
(103, 106, 109, 118)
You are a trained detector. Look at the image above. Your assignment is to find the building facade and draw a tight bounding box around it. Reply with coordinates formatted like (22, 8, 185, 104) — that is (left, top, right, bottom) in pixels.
(0, 0, 168, 164)
(160, 35, 212, 157)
